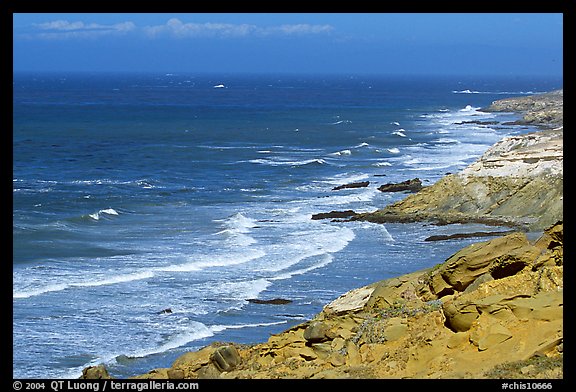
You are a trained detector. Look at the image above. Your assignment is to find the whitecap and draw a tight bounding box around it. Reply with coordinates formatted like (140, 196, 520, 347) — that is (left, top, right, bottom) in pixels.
(249, 158, 327, 167)
(387, 148, 400, 154)
(330, 149, 352, 156)
(459, 105, 479, 112)
(100, 208, 119, 216)
(392, 129, 407, 137)
(210, 320, 287, 333)
(452, 89, 480, 94)
(88, 208, 120, 221)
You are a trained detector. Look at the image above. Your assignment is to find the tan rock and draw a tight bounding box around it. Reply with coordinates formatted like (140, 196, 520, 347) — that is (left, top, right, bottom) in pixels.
(477, 323, 513, 351)
(323, 286, 375, 315)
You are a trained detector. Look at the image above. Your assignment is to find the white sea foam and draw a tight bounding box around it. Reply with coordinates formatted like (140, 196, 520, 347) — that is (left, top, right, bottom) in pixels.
(270, 253, 334, 281)
(373, 161, 392, 167)
(125, 321, 215, 359)
(213, 212, 259, 246)
(330, 149, 352, 156)
(209, 278, 272, 302)
(392, 129, 407, 137)
(160, 249, 266, 273)
(453, 89, 538, 95)
(330, 120, 352, 125)
(13, 270, 155, 299)
(453, 89, 480, 94)
(210, 320, 287, 333)
(387, 148, 400, 154)
(459, 105, 479, 112)
(249, 158, 327, 166)
(256, 227, 355, 275)
(88, 208, 120, 221)
(324, 172, 370, 186)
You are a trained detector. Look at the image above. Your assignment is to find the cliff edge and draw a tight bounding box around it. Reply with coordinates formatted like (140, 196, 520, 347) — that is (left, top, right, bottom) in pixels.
(355, 90, 563, 231)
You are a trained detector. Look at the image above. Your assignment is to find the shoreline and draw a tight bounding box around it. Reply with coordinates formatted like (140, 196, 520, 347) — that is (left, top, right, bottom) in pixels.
(82, 89, 563, 380)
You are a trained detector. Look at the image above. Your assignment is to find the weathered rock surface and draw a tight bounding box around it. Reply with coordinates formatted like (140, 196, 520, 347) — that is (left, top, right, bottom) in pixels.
(80, 364, 112, 379)
(482, 89, 563, 128)
(247, 298, 293, 305)
(311, 210, 358, 221)
(332, 181, 370, 191)
(355, 91, 563, 231)
(377, 178, 423, 193)
(125, 222, 562, 379)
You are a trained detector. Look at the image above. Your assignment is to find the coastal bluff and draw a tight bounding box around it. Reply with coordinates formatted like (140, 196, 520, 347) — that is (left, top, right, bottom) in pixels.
(354, 90, 563, 231)
(81, 90, 563, 380)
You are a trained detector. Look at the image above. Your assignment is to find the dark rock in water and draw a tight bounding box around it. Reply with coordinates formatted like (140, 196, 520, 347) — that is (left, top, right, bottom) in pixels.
(247, 298, 293, 305)
(332, 181, 370, 191)
(378, 178, 423, 193)
(424, 230, 515, 242)
(159, 308, 173, 314)
(456, 120, 499, 126)
(311, 210, 358, 220)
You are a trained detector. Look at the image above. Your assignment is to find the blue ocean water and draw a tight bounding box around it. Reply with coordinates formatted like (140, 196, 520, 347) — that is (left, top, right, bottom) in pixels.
(13, 73, 562, 378)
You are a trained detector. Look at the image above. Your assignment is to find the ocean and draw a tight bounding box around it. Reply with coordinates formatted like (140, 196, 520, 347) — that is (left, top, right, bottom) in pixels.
(12, 73, 563, 378)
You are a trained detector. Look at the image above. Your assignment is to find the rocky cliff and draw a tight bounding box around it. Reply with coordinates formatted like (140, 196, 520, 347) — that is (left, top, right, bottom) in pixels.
(355, 90, 563, 231)
(127, 222, 562, 379)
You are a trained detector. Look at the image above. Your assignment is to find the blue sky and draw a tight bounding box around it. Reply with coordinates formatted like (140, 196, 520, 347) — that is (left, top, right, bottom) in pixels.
(12, 13, 563, 76)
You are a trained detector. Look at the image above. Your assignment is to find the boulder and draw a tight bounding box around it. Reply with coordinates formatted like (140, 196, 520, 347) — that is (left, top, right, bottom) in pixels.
(210, 345, 242, 372)
(311, 210, 358, 220)
(378, 178, 423, 193)
(80, 364, 111, 379)
(247, 298, 292, 305)
(303, 321, 333, 343)
(332, 181, 370, 191)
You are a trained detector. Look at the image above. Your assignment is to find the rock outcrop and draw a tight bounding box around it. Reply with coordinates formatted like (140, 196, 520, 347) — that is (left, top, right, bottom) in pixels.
(332, 181, 370, 191)
(130, 222, 562, 379)
(377, 178, 423, 193)
(355, 91, 563, 231)
(482, 89, 563, 128)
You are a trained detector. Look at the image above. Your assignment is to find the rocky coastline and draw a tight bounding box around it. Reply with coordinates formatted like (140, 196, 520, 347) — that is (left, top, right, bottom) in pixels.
(82, 90, 563, 380)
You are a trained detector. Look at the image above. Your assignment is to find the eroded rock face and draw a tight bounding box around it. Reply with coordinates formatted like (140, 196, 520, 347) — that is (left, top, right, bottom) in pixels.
(355, 91, 563, 231)
(377, 178, 423, 193)
(483, 89, 563, 128)
(355, 132, 563, 231)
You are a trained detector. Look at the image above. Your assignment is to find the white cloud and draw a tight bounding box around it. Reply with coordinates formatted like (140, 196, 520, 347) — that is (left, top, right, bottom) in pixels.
(22, 18, 333, 40)
(267, 24, 334, 35)
(143, 18, 334, 39)
(144, 18, 258, 38)
(29, 20, 136, 39)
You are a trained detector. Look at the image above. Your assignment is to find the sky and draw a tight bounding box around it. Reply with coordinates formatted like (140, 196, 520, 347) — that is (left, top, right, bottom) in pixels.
(12, 13, 564, 76)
